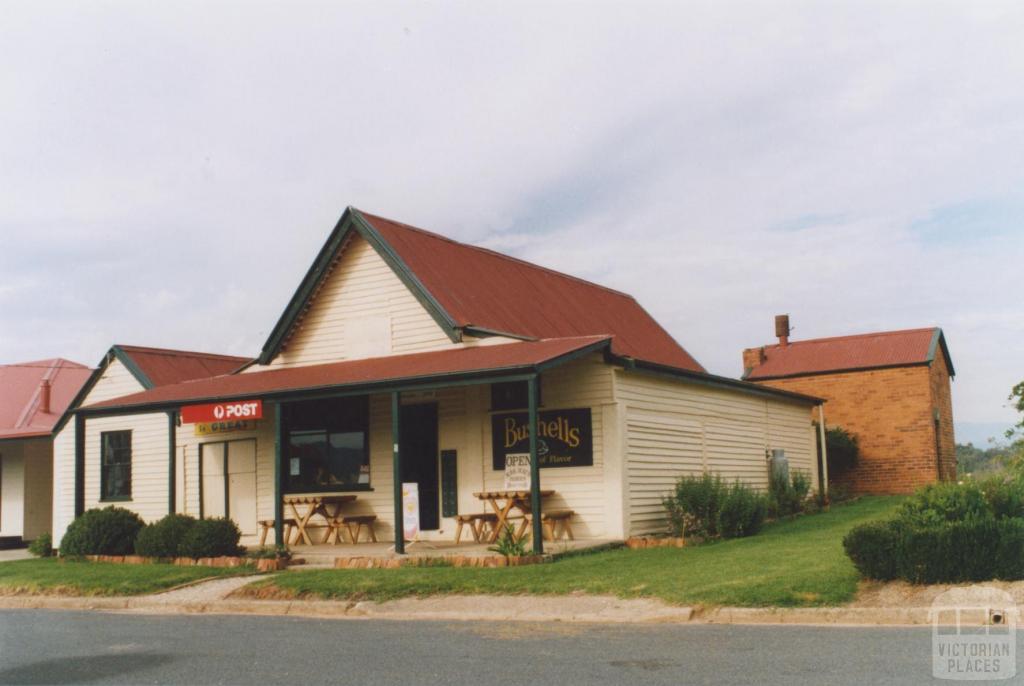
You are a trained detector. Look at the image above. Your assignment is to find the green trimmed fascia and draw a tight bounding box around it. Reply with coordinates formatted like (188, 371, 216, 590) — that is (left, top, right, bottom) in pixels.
(463, 326, 537, 342)
(535, 338, 611, 372)
(111, 346, 155, 389)
(609, 353, 822, 406)
(75, 340, 608, 419)
(926, 328, 956, 377)
(349, 208, 461, 343)
(257, 207, 462, 365)
(52, 348, 117, 436)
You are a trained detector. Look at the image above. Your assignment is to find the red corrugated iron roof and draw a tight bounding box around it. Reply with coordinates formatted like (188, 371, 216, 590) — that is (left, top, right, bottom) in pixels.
(0, 358, 93, 439)
(743, 327, 953, 380)
(115, 345, 251, 387)
(86, 336, 611, 412)
(362, 212, 703, 371)
(260, 208, 703, 373)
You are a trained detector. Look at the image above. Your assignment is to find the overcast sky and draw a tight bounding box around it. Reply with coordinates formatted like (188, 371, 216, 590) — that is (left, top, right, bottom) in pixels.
(3, 2, 1023, 444)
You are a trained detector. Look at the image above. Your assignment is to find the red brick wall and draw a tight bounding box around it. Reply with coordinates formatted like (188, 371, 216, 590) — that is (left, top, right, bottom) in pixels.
(747, 364, 954, 494)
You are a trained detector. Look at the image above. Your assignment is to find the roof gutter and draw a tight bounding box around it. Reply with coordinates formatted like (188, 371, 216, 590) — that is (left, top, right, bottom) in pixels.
(77, 339, 613, 419)
(610, 353, 824, 405)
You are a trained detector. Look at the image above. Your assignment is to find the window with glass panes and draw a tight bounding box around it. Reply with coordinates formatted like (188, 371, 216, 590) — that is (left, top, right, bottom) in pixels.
(100, 430, 132, 500)
(283, 397, 369, 493)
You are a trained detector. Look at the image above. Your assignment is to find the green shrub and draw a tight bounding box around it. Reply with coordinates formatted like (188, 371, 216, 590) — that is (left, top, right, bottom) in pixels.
(897, 481, 992, 526)
(845, 516, 1024, 584)
(663, 473, 728, 538)
(179, 518, 242, 558)
(768, 470, 811, 518)
(718, 483, 767, 538)
(995, 518, 1024, 579)
(135, 514, 198, 558)
(59, 506, 145, 556)
(843, 520, 901, 581)
(819, 425, 859, 475)
(28, 533, 53, 558)
(980, 476, 1024, 519)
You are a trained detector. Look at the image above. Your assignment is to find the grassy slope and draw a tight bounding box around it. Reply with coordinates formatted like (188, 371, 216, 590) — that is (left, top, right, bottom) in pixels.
(252, 496, 901, 607)
(0, 559, 249, 596)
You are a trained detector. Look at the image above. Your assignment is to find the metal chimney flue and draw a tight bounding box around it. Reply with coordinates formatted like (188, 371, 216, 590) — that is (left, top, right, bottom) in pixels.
(39, 378, 51, 414)
(775, 314, 791, 347)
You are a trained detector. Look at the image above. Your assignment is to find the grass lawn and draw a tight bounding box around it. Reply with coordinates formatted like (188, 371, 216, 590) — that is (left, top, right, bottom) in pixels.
(0, 558, 251, 597)
(248, 496, 901, 608)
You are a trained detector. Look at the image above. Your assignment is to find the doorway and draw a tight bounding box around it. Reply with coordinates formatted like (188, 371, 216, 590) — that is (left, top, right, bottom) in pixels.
(399, 403, 440, 531)
(200, 439, 257, 536)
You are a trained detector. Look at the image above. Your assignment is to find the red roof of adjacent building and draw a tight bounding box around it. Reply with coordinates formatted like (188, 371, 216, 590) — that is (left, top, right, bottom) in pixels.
(0, 359, 93, 439)
(87, 336, 612, 412)
(743, 327, 953, 380)
(114, 345, 251, 388)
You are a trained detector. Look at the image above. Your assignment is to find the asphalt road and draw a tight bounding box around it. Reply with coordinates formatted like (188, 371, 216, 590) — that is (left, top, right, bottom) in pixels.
(0, 610, 1007, 685)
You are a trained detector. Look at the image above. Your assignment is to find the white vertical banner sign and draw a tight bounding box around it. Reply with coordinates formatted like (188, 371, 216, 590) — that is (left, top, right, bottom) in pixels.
(402, 482, 420, 540)
(504, 453, 531, 491)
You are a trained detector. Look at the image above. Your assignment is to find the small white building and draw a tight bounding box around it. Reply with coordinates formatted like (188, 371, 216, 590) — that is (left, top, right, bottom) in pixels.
(63, 208, 823, 551)
(0, 358, 91, 544)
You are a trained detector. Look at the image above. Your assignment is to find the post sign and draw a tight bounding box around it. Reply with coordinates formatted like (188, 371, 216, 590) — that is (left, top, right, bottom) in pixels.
(504, 453, 531, 490)
(180, 400, 262, 424)
(491, 407, 593, 470)
(402, 482, 420, 541)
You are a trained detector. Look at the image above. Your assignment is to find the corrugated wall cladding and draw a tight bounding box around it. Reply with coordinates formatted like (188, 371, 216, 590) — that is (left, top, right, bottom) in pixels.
(617, 370, 817, 536)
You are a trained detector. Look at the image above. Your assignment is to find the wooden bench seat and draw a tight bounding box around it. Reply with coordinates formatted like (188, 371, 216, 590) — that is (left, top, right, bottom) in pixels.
(540, 509, 575, 541)
(454, 513, 498, 543)
(258, 518, 298, 546)
(338, 515, 378, 544)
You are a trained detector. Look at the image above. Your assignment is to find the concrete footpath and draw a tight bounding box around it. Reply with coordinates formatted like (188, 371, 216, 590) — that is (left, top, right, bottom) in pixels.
(0, 575, 942, 625)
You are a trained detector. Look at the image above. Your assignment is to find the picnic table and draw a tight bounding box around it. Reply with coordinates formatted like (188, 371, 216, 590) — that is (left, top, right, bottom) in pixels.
(473, 489, 555, 543)
(283, 494, 357, 545)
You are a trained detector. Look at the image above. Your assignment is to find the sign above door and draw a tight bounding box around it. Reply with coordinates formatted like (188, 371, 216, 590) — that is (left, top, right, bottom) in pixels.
(181, 399, 263, 424)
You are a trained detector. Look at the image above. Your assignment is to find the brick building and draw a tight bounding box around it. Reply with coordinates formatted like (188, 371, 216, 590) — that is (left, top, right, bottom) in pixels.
(742, 318, 955, 494)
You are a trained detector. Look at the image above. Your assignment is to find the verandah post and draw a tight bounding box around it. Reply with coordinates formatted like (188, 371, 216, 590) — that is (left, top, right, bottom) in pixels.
(74, 413, 85, 518)
(528, 374, 543, 554)
(274, 402, 284, 546)
(392, 391, 404, 554)
(167, 411, 177, 514)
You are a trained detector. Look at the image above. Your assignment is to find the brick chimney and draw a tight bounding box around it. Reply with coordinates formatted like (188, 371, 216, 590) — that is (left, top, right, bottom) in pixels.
(39, 378, 51, 414)
(742, 346, 766, 374)
(775, 314, 791, 347)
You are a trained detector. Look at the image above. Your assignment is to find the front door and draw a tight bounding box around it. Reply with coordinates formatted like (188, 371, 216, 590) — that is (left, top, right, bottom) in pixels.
(200, 439, 257, 536)
(399, 403, 440, 531)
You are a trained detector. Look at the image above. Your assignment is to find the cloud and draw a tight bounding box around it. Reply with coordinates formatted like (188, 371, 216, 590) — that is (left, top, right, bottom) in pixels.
(1, 1, 1023, 430)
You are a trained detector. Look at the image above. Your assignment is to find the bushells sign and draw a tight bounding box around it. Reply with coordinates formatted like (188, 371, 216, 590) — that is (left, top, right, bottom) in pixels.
(492, 408, 593, 470)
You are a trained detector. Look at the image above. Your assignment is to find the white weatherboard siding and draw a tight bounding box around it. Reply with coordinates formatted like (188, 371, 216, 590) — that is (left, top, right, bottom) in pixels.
(0, 442, 25, 537)
(173, 354, 616, 544)
(21, 438, 52, 540)
(260, 235, 517, 370)
(616, 370, 818, 536)
(52, 359, 172, 545)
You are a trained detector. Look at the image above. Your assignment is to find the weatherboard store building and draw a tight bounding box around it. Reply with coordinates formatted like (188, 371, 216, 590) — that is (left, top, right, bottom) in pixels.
(57, 207, 823, 553)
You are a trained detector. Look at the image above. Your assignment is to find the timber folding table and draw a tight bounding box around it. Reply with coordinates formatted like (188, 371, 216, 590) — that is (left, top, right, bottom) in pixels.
(283, 494, 357, 545)
(473, 489, 555, 543)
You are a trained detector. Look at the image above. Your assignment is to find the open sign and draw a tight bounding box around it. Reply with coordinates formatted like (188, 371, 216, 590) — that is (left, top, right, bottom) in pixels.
(181, 400, 262, 424)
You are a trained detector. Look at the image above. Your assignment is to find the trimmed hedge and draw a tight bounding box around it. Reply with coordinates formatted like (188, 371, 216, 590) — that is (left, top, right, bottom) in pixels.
(844, 517, 1024, 583)
(135, 514, 198, 558)
(179, 518, 242, 559)
(59, 506, 145, 556)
